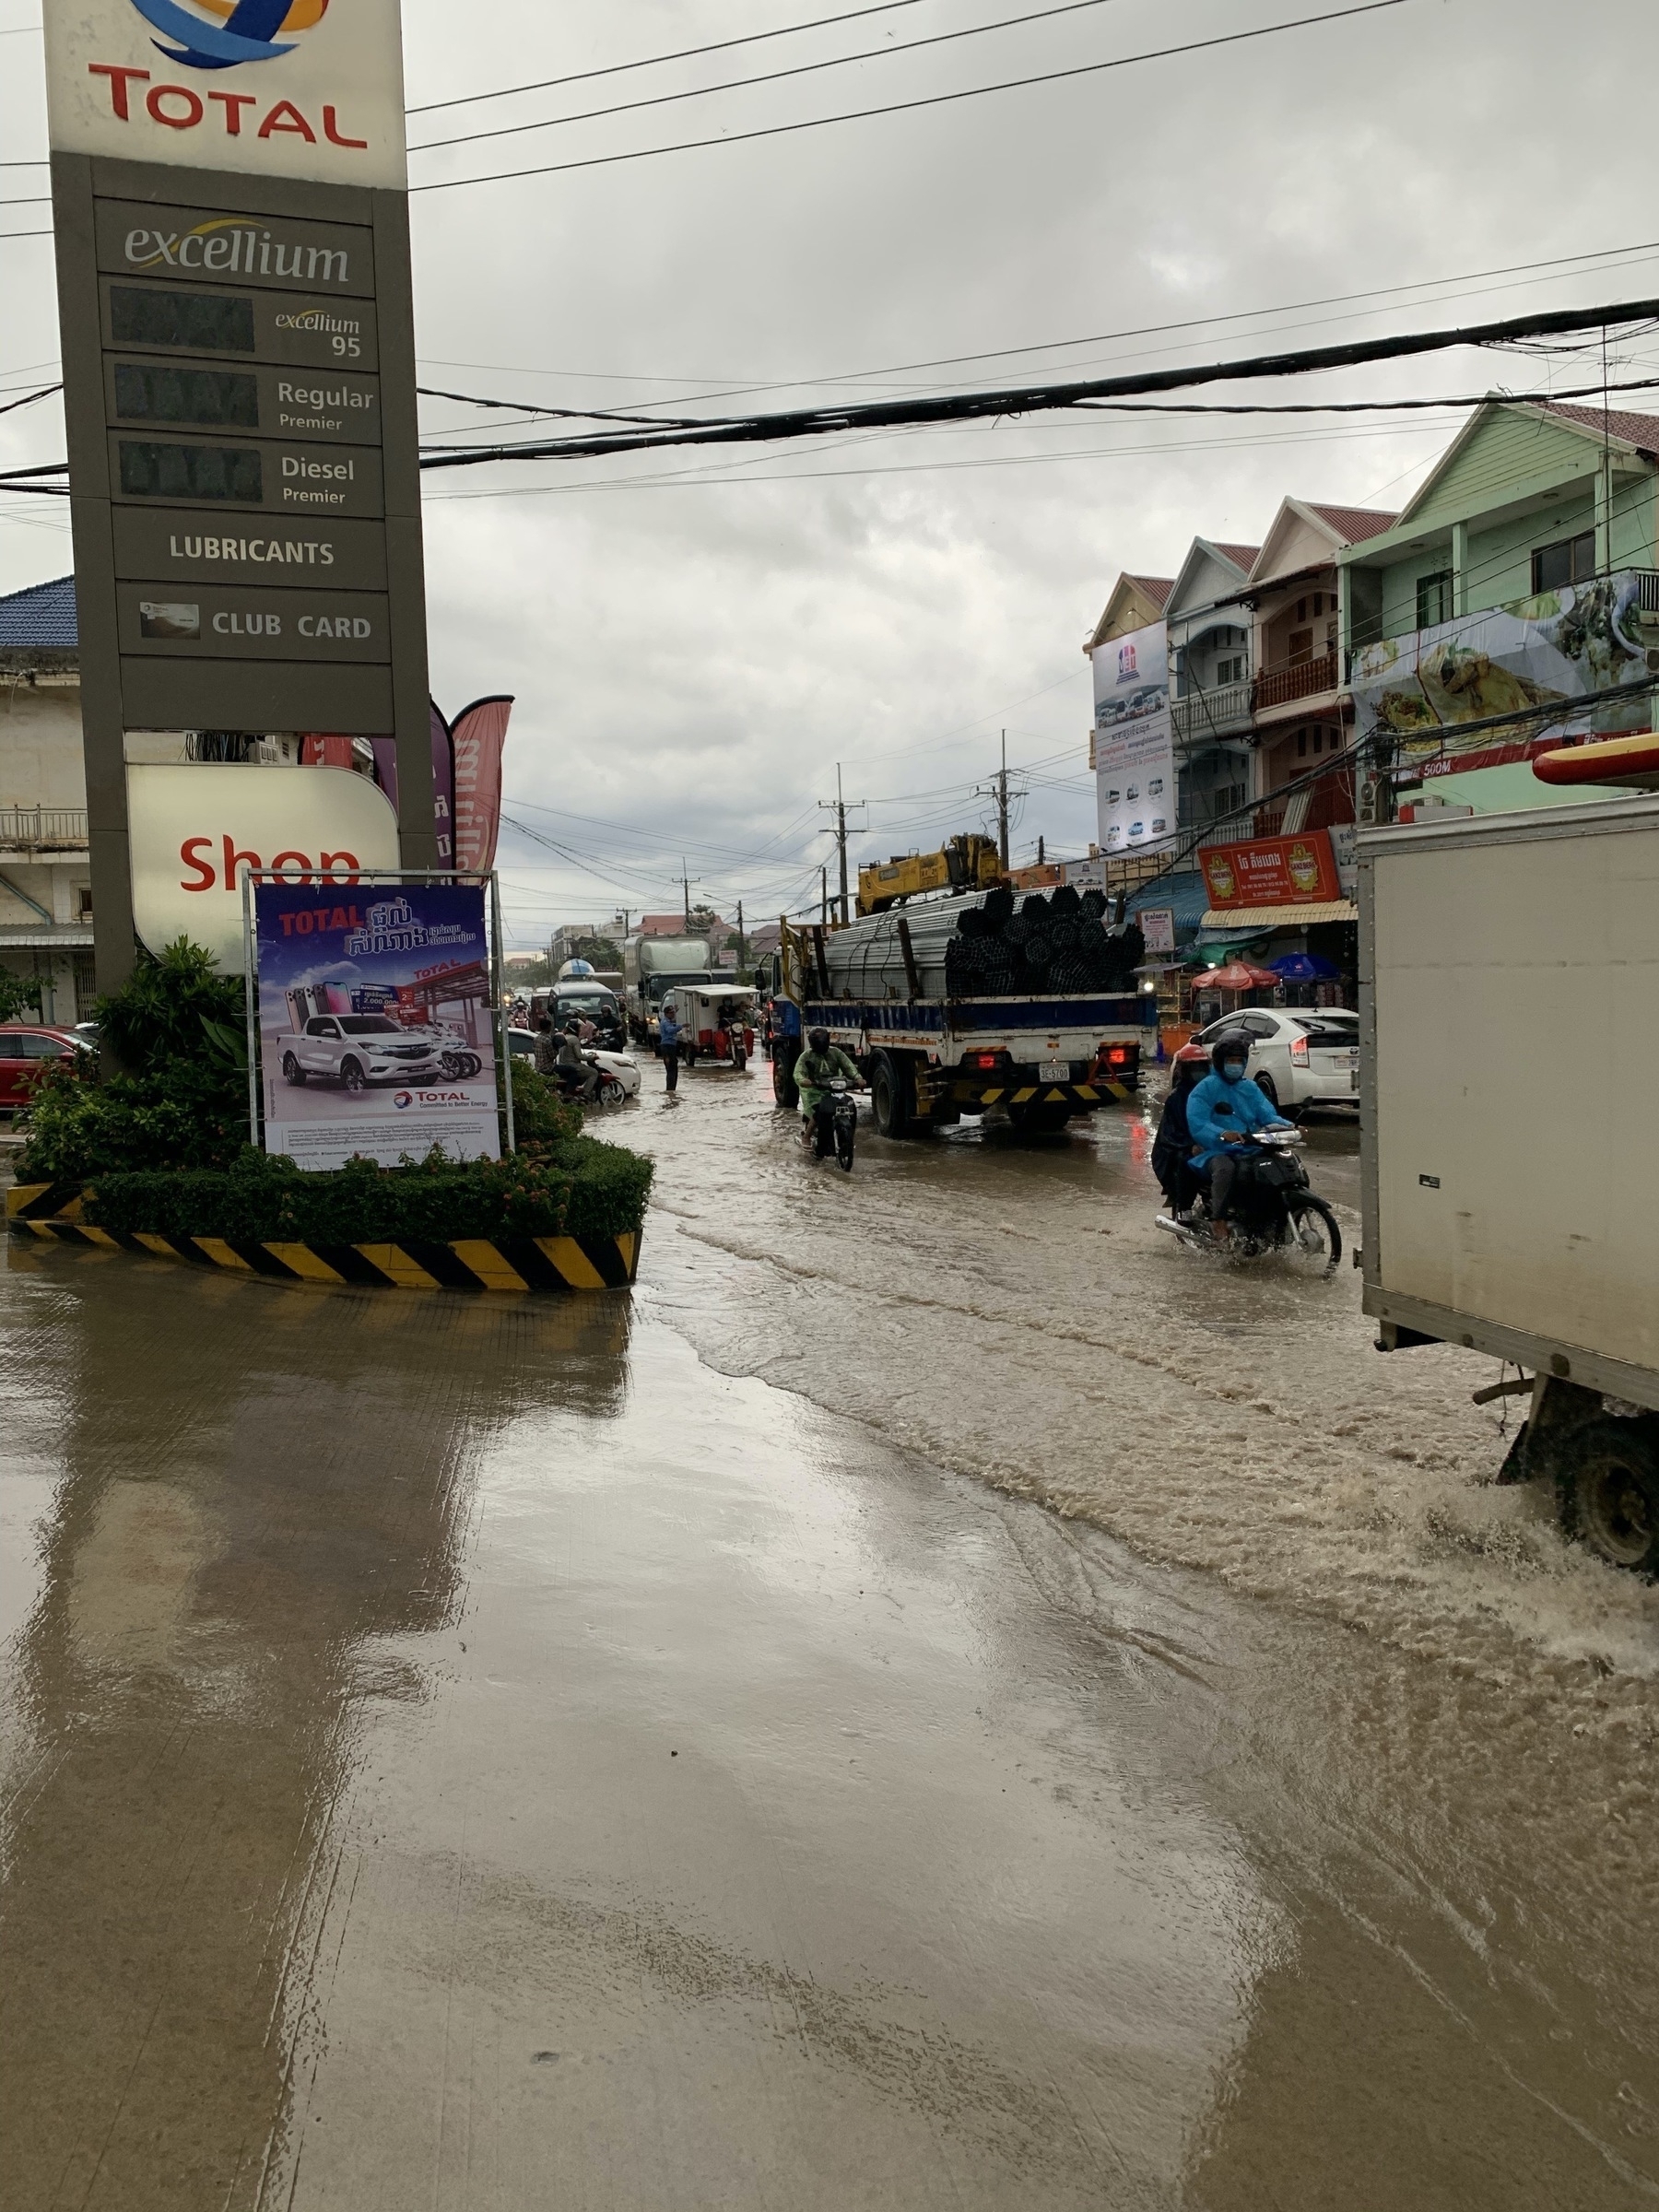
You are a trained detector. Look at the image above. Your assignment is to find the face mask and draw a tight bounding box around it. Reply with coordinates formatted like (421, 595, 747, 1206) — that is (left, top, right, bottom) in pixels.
(1221, 1062, 1246, 1082)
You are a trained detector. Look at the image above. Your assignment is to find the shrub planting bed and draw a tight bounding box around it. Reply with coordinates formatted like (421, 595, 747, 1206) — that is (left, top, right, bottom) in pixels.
(11, 941, 653, 1276)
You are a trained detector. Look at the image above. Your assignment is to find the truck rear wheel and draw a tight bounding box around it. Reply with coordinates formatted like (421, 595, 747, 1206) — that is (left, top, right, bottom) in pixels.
(869, 1053, 913, 1139)
(1556, 1418, 1659, 1577)
(1008, 1100, 1071, 1135)
(772, 1046, 799, 1111)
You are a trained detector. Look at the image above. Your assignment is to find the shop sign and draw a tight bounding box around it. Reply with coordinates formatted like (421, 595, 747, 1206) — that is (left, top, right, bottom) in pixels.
(1200, 830, 1340, 909)
(127, 760, 400, 971)
(1139, 908, 1176, 956)
(255, 879, 499, 1171)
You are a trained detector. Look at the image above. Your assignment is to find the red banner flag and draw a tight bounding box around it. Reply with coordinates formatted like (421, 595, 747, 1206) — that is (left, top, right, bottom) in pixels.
(450, 694, 513, 873)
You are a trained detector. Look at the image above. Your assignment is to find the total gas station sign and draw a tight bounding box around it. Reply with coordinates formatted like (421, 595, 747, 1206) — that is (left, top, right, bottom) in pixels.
(44, 0, 408, 190)
(46, 0, 437, 990)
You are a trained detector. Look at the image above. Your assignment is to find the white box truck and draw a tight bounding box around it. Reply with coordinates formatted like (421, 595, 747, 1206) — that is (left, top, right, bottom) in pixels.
(1359, 796, 1659, 1575)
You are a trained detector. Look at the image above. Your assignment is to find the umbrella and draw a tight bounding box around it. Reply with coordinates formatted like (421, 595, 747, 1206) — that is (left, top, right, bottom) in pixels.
(1192, 960, 1277, 992)
(1267, 951, 1340, 982)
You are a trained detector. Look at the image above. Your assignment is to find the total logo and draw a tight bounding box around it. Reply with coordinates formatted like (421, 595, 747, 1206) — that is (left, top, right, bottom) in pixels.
(394, 1089, 470, 1108)
(129, 0, 328, 73)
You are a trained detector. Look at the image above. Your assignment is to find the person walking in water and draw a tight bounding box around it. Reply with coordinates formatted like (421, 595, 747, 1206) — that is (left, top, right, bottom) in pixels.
(658, 1001, 682, 1095)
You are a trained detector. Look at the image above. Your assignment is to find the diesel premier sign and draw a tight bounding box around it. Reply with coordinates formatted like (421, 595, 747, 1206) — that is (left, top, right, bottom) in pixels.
(47, 0, 436, 993)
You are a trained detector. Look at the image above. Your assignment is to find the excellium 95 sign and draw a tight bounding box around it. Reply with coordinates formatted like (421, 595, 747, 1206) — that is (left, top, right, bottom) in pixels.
(46, 0, 437, 994)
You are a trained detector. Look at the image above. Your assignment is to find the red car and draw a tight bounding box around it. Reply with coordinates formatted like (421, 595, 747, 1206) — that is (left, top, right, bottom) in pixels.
(0, 1025, 86, 1113)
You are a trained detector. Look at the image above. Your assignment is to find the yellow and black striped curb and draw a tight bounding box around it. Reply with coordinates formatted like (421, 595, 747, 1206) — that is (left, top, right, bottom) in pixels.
(6, 1183, 638, 1293)
(951, 1078, 1134, 1107)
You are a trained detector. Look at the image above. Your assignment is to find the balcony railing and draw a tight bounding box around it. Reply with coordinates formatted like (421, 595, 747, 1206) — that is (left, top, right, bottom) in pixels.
(1252, 650, 1339, 712)
(0, 807, 88, 850)
(1171, 679, 1253, 744)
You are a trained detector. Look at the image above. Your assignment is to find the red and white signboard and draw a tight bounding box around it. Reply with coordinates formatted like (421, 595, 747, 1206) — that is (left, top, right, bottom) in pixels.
(126, 760, 401, 971)
(44, 0, 408, 190)
(1200, 830, 1341, 909)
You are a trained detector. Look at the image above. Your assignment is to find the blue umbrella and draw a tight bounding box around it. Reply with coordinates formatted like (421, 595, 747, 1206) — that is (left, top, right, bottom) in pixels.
(1268, 951, 1340, 982)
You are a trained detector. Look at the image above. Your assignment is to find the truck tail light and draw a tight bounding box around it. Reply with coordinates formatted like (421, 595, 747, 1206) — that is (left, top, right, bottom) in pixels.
(1097, 1043, 1137, 1068)
(968, 1050, 1006, 1071)
(1289, 1035, 1310, 1066)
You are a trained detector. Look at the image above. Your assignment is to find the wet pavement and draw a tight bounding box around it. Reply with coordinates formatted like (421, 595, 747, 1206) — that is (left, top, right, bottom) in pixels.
(0, 1076, 1655, 2208)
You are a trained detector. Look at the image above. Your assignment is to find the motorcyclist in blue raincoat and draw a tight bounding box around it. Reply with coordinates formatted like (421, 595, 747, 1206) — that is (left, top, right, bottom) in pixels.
(1185, 1030, 1295, 1236)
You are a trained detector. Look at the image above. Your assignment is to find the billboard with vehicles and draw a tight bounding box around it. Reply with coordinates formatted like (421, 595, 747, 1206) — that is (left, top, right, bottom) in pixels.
(1094, 621, 1174, 854)
(255, 879, 498, 1170)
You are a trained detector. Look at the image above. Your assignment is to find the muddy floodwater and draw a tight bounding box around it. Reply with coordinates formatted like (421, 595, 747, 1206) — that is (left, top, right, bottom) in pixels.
(0, 1070, 1655, 2209)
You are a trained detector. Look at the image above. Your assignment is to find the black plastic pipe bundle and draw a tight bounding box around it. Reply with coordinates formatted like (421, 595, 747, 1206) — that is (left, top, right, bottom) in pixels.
(944, 884, 1145, 998)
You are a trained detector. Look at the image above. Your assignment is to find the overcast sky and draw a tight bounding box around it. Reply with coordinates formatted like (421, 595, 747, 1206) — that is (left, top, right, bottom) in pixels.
(3, 0, 1657, 947)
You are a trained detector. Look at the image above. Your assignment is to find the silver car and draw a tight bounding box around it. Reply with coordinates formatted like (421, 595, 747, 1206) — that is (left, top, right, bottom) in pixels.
(281, 1014, 447, 1090)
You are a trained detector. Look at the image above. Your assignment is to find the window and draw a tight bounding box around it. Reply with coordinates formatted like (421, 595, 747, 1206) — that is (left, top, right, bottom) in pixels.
(1288, 627, 1314, 665)
(0, 1034, 25, 1059)
(20, 1035, 67, 1058)
(1416, 570, 1453, 629)
(1216, 655, 1245, 685)
(1532, 532, 1596, 594)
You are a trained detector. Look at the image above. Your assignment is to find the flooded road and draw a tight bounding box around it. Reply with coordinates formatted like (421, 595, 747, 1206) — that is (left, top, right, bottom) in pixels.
(0, 1075, 1654, 2208)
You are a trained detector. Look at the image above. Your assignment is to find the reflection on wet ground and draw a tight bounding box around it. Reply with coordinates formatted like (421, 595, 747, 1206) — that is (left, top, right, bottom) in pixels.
(0, 1131, 1654, 2207)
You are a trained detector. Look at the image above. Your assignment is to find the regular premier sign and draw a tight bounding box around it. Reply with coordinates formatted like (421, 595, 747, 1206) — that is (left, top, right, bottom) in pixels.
(45, 0, 438, 993)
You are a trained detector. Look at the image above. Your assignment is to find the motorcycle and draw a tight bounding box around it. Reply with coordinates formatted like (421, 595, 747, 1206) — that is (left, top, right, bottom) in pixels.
(804, 1078, 859, 1172)
(1155, 1127, 1341, 1277)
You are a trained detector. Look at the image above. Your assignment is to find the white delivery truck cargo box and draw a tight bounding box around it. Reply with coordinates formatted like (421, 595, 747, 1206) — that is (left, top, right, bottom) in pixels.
(1359, 795, 1659, 1396)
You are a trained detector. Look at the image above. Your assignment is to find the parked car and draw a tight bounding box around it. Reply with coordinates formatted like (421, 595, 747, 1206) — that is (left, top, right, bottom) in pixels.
(279, 1014, 456, 1090)
(0, 1025, 90, 1114)
(1184, 1007, 1359, 1114)
(506, 1027, 641, 1105)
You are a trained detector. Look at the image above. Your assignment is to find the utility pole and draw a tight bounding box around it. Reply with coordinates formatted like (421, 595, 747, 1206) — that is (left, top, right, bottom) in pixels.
(681, 862, 691, 929)
(818, 762, 867, 926)
(820, 865, 829, 924)
(974, 731, 1026, 872)
(736, 899, 746, 970)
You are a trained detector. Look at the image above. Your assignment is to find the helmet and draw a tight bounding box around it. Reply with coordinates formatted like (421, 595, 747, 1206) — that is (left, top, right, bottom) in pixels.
(1208, 1029, 1253, 1074)
(807, 1027, 830, 1052)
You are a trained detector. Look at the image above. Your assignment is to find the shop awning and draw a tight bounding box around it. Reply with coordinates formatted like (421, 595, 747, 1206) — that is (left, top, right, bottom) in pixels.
(1198, 900, 1357, 930)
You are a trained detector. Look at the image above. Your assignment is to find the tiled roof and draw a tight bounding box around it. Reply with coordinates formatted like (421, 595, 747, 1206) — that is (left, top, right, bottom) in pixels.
(1306, 504, 1398, 545)
(638, 912, 728, 937)
(1214, 543, 1261, 571)
(1126, 574, 1174, 609)
(1540, 398, 1659, 453)
(0, 573, 76, 649)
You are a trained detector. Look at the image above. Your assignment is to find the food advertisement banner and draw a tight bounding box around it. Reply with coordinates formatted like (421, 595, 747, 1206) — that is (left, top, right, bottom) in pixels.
(256, 880, 498, 1171)
(1350, 571, 1659, 781)
(1094, 620, 1175, 853)
(1201, 831, 1340, 910)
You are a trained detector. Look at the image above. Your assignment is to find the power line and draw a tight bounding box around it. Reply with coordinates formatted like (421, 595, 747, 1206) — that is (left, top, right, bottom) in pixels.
(413, 297, 1659, 470)
(409, 0, 1138, 157)
(406, 0, 923, 116)
(399, 238, 1659, 418)
(408, 0, 1413, 194)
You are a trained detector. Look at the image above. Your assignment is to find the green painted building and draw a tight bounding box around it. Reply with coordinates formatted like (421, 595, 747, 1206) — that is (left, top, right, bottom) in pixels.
(1340, 398, 1659, 645)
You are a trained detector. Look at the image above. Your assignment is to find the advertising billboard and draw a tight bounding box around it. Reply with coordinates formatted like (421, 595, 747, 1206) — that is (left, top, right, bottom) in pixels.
(1094, 621, 1175, 854)
(255, 879, 499, 1171)
(1350, 571, 1659, 782)
(1200, 831, 1341, 910)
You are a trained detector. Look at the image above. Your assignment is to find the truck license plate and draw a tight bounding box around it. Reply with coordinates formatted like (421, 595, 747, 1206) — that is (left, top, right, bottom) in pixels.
(1039, 1057, 1067, 1083)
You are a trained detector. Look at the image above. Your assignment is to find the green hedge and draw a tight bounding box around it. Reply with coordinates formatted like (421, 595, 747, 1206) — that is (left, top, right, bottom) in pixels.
(21, 937, 654, 1253)
(83, 1138, 652, 1247)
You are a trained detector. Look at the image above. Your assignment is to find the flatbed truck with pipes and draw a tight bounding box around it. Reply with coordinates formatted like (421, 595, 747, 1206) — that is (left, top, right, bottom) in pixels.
(1360, 796, 1659, 1575)
(771, 886, 1150, 1136)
